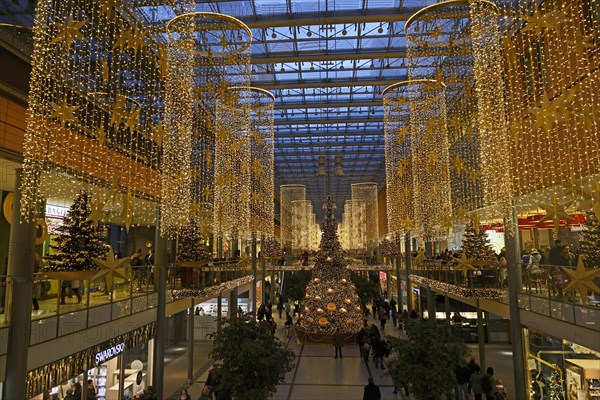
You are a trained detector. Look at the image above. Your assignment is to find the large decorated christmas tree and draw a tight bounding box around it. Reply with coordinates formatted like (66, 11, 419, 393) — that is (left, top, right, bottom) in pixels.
(461, 220, 497, 262)
(579, 211, 600, 268)
(46, 192, 107, 271)
(298, 197, 363, 337)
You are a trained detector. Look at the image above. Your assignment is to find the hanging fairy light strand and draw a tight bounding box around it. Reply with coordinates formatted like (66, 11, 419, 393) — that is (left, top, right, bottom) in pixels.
(351, 183, 379, 244)
(20, 0, 165, 228)
(280, 184, 307, 247)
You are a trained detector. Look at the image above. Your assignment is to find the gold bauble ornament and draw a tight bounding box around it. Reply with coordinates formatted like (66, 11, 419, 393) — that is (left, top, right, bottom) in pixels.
(327, 288, 335, 294)
(339, 308, 348, 314)
(344, 298, 352, 305)
(305, 294, 310, 299)
(313, 278, 321, 283)
(355, 306, 362, 312)
(314, 295, 322, 301)
(326, 256, 333, 262)
(318, 317, 329, 327)
(340, 278, 348, 284)
(316, 308, 324, 314)
(304, 307, 310, 313)
(347, 319, 355, 327)
(326, 302, 336, 311)
(306, 317, 314, 323)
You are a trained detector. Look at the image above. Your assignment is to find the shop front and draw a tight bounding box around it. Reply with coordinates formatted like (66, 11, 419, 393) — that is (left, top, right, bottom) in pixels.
(28, 324, 155, 400)
(526, 328, 600, 400)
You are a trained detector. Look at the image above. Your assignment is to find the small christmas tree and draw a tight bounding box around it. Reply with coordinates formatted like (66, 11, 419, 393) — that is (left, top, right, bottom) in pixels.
(261, 237, 282, 258)
(176, 220, 212, 262)
(380, 238, 400, 257)
(548, 369, 565, 400)
(461, 220, 497, 261)
(45, 192, 107, 271)
(578, 211, 600, 268)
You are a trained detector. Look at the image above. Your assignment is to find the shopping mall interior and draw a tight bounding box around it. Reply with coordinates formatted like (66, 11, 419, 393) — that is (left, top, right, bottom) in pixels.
(0, 0, 599, 399)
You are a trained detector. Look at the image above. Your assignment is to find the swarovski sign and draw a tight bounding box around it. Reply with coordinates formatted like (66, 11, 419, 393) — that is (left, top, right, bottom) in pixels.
(95, 342, 125, 364)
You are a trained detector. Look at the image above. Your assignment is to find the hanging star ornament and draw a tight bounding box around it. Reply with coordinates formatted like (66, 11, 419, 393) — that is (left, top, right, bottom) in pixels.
(121, 189, 134, 232)
(92, 249, 130, 282)
(51, 16, 87, 53)
(416, 248, 426, 266)
(561, 257, 600, 305)
(96, 125, 107, 146)
(538, 196, 575, 231)
(48, 99, 79, 127)
(86, 199, 105, 229)
(453, 253, 476, 279)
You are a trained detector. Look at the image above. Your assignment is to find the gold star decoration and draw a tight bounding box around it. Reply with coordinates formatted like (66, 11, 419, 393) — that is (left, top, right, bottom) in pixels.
(467, 169, 478, 184)
(152, 123, 165, 146)
(121, 189, 134, 232)
(99, 0, 117, 18)
(396, 126, 410, 143)
(451, 154, 466, 175)
(441, 211, 453, 233)
(96, 125, 107, 146)
(395, 159, 410, 179)
(561, 256, 600, 305)
(110, 95, 126, 127)
(538, 196, 575, 231)
(86, 199, 105, 229)
(124, 106, 141, 133)
(92, 249, 130, 282)
(51, 16, 87, 53)
(529, 93, 560, 138)
(508, 117, 523, 145)
(521, 4, 564, 37)
(48, 99, 79, 127)
(202, 185, 212, 201)
(403, 217, 414, 231)
(574, 179, 600, 220)
(204, 147, 212, 167)
(219, 35, 229, 48)
(453, 253, 476, 279)
(129, 29, 149, 57)
(101, 60, 110, 83)
(251, 159, 264, 176)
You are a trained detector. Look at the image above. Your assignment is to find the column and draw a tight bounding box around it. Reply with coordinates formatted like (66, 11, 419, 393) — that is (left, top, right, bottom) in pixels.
(152, 208, 168, 397)
(395, 256, 403, 312)
(476, 300, 486, 371)
(250, 234, 257, 318)
(217, 295, 222, 337)
(229, 289, 237, 320)
(444, 295, 451, 323)
(505, 206, 527, 400)
(3, 169, 36, 400)
(187, 307, 194, 384)
(426, 287, 436, 323)
(404, 233, 412, 315)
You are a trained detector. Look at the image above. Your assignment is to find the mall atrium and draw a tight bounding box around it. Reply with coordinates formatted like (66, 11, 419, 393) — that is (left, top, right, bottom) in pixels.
(0, 0, 598, 399)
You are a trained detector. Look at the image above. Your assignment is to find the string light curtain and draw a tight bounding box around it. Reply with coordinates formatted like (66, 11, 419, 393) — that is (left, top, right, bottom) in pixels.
(383, 84, 414, 237)
(165, 11, 252, 237)
(499, 0, 600, 228)
(351, 183, 380, 244)
(292, 200, 313, 254)
(20, 0, 163, 227)
(344, 200, 366, 253)
(405, 0, 512, 231)
(280, 184, 306, 247)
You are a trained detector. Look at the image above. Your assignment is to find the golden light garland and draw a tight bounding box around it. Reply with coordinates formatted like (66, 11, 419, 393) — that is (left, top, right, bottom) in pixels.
(291, 200, 313, 254)
(405, 0, 512, 233)
(213, 87, 274, 239)
(20, 0, 164, 226)
(280, 184, 307, 248)
(383, 84, 414, 237)
(351, 183, 379, 244)
(499, 0, 599, 236)
(343, 199, 366, 253)
(383, 80, 452, 241)
(164, 12, 252, 237)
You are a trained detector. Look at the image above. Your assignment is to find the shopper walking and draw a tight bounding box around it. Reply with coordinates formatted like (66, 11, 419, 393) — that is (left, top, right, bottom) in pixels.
(455, 364, 471, 400)
(391, 307, 397, 327)
(277, 298, 284, 319)
(86, 379, 97, 400)
(379, 307, 387, 330)
(372, 337, 386, 369)
(356, 326, 367, 356)
(481, 367, 500, 400)
(333, 328, 344, 358)
(470, 365, 485, 400)
(363, 377, 381, 400)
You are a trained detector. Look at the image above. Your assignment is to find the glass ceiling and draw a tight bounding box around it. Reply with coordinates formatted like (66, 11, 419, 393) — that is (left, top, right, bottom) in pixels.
(0, 0, 465, 215)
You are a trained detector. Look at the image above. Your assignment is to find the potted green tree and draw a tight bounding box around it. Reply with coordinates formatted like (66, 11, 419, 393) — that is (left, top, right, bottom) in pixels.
(208, 318, 295, 400)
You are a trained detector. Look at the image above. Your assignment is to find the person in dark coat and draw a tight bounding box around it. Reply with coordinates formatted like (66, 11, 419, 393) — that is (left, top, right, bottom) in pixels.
(363, 377, 381, 400)
(332, 328, 344, 358)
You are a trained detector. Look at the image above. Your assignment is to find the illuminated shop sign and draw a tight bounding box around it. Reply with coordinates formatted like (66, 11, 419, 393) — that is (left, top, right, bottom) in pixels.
(45, 204, 69, 219)
(95, 342, 125, 364)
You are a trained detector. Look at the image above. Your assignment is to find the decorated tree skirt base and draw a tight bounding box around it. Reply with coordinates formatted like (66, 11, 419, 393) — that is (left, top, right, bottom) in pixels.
(294, 327, 356, 346)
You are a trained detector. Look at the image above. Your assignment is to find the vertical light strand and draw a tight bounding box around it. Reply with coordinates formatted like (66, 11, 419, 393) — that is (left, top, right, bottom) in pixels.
(351, 183, 379, 245)
(280, 184, 307, 248)
(344, 199, 366, 254)
(292, 200, 313, 254)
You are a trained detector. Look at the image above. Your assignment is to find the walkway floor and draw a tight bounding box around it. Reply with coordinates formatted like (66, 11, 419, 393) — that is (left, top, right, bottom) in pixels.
(163, 314, 517, 399)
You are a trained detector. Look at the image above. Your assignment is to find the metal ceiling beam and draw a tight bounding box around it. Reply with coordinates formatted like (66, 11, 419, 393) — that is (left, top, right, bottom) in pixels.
(251, 49, 407, 64)
(147, 7, 423, 29)
(275, 149, 384, 155)
(275, 116, 383, 125)
(274, 131, 384, 138)
(275, 140, 383, 149)
(256, 77, 405, 90)
(274, 100, 380, 109)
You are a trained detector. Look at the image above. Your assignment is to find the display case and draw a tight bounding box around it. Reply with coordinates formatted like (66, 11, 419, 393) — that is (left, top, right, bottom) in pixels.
(566, 359, 600, 400)
(88, 365, 108, 400)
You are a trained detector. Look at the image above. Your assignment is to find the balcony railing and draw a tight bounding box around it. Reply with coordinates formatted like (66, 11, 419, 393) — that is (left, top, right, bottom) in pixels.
(409, 259, 600, 331)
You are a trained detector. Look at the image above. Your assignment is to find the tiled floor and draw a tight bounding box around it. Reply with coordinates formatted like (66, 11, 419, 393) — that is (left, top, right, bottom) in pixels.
(164, 314, 517, 399)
